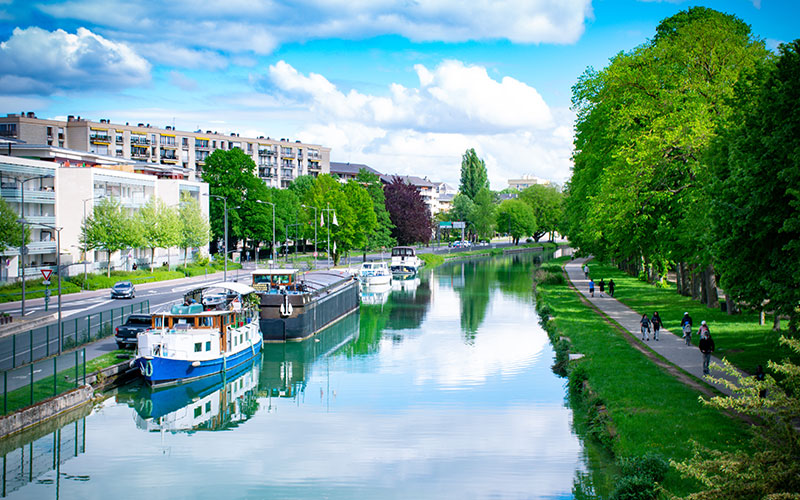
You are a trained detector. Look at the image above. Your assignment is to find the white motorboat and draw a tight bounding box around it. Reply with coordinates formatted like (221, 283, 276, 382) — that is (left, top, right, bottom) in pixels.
(358, 261, 393, 286)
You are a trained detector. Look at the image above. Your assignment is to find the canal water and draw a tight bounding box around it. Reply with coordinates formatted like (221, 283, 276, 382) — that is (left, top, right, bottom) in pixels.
(1, 250, 610, 499)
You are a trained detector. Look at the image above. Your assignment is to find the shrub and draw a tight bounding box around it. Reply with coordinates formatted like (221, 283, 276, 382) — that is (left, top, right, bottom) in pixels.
(609, 475, 658, 500)
(568, 362, 589, 395)
(552, 338, 570, 376)
(618, 453, 669, 483)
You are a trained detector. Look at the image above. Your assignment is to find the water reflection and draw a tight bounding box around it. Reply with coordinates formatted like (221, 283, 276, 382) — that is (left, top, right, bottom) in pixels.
(359, 282, 391, 306)
(0, 405, 87, 497)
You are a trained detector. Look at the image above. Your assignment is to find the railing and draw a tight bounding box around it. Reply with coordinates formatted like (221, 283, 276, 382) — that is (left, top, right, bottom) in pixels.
(116, 137, 124, 144)
(0, 300, 149, 371)
(23, 215, 56, 224)
(0, 349, 86, 416)
(0, 189, 55, 203)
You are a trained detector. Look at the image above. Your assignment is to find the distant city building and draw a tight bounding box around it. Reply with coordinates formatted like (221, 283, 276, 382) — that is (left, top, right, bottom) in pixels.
(0, 141, 208, 282)
(508, 175, 550, 190)
(329, 162, 383, 182)
(0, 112, 331, 188)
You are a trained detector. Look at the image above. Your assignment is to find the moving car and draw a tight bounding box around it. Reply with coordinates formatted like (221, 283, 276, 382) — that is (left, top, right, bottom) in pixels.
(111, 281, 136, 299)
(114, 314, 152, 348)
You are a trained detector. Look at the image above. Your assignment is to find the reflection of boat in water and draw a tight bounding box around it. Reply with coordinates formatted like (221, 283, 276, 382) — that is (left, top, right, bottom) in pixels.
(360, 282, 391, 305)
(134, 282, 263, 387)
(252, 269, 359, 342)
(390, 246, 422, 276)
(260, 311, 359, 400)
(126, 357, 260, 433)
(358, 261, 392, 285)
(391, 274, 420, 294)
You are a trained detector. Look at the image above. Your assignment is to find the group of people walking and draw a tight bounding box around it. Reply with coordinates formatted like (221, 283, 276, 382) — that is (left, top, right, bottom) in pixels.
(638, 312, 662, 341)
(585, 265, 615, 298)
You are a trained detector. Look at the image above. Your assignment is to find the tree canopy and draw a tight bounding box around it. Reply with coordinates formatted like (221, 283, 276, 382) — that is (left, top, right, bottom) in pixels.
(83, 197, 141, 277)
(384, 177, 432, 246)
(0, 197, 26, 253)
(459, 148, 489, 201)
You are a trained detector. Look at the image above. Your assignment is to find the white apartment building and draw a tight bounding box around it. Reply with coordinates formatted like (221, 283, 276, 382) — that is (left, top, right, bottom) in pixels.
(507, 174, 551, 190)
(0, 150, 209, 283)
(0, 112, 331, 188)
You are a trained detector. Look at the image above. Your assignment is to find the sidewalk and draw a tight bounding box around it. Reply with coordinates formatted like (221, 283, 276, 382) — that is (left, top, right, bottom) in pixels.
(565, 258, 742, 397)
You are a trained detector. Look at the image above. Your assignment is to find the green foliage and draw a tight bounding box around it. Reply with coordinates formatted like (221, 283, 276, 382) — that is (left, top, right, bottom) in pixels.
(609, 475, 658, 500)
(201, 148, 261, 245)
(0, 277, 81, 303)
(458, 148, 489, 201)
(618, 453, 669, 483)
(0, 197, 27, 252)
(496, 199, 537, 244)
(708, 40, 800, 323)
(69, 269, 184, 290)
(418, 252, 444, 268)
(356, 169, 395, 251)
(178, 193, 210, 266)
(470, 187, 495, 240)
(83, 197, 141, 277)
(519, 184, 563, 241)
(137, 197, 181, 268)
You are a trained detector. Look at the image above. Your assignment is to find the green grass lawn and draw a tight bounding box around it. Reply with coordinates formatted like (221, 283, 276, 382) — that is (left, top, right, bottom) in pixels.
(584, 261, 796, 375)
(0, 278, 82, 304)
(537, 258, 752, 495)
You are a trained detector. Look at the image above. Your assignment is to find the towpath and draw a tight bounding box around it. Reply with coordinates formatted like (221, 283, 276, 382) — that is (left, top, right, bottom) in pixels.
(564, 258, 743, 397)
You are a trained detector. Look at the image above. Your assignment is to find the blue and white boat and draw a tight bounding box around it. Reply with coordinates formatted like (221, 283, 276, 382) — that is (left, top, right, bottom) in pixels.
(134, 282, 263, 387)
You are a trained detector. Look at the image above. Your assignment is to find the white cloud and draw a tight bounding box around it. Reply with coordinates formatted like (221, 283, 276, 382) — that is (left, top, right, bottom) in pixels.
(0, 26, 150, 95)
(34, 0, 593, 62)
(266, 60, 573, 188)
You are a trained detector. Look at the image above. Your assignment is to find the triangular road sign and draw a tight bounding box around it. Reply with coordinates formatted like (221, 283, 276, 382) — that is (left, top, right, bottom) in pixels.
(41, 269, 52, 281)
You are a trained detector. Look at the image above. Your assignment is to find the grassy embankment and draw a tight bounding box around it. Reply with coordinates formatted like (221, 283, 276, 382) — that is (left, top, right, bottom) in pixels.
(583, 261, 798, 374)
(535, 257, 752, 496)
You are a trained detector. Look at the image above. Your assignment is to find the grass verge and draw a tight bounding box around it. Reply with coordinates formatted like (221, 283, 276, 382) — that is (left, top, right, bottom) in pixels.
(536, 258, 752, 496)
(0, 278, 82, 304)
(583, 261, 798, 375)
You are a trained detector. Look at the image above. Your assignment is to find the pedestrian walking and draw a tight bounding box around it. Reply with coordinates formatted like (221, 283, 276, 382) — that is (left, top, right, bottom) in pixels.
(598, 278, 605, 297)
(640, 313, 651, 341)
(754, 365, 767, 398)
(651, 311, 662, 341)
(583, 264, 589, 278)
(589, 279, 595, 297)
(608, 279, 615, 297)
(681, 311, 693, 345)
(698, 321, 715, 375)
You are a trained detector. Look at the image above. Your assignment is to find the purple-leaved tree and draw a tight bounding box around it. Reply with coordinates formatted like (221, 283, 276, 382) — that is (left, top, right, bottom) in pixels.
(384, 177, 432, 245)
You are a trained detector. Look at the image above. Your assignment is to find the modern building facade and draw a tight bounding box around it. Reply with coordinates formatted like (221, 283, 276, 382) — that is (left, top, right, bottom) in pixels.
(0, 146, 209, 283)
(507, 175, 551, 190)
(0, 112, 331, 187)
(329, 162, 383, 182)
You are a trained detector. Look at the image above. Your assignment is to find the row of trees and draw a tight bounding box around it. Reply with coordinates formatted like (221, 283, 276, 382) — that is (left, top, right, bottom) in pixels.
(443, 148, 564, 245)
(565, 7, 799, 321)
(83, 194, 209, 276)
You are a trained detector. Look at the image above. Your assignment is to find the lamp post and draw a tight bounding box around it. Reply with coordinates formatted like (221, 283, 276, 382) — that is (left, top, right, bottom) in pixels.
(256, 200, 276, 268)
(203, 193, 228, 282)
(301, 204, 318, 267)
(321, 204, 336, 269)
(18, 174, 54, 316)
(81, 195, 105, 289)
(38, 223, 63, 353)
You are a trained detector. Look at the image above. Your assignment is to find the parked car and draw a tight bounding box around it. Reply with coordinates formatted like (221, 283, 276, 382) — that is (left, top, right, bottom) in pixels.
(114, 314, 152, 349)
(111, 281, 136, 299)
(202, 292, 228, 310)
(452, 240, 471, 248)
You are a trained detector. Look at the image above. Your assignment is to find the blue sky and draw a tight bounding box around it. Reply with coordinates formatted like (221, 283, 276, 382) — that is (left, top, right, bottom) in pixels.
(0, 0, 796, 189)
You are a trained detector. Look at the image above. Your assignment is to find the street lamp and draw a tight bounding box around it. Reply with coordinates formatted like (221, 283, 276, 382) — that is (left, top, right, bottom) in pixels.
(321, 204, 336, 269)
(18, 174, 54, 316)
(203, 193, 228, 282)
(255, 200, 276, 268)
(301, 204, 318, 267)
(82, 195, 105, 289)
(38, 223, 63, 354)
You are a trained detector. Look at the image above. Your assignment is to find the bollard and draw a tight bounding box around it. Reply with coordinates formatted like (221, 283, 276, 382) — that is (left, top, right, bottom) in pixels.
(82, 349, 86, 383)
(74, 351, 78, 388)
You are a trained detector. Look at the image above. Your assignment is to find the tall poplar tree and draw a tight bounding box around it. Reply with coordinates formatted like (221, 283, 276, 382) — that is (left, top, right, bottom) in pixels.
(459, 148, 489, 201)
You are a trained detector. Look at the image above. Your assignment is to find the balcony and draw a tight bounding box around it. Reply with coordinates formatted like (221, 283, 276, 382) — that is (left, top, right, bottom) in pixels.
(116, 137, 124, 144)
(0, 188, 55, 203)
(281, 151, 295, 159)
(130, 137, 150, 146)
(90, 134, 110, 143)
(258, 149, 275, 157)
(23, 215, 56, 225)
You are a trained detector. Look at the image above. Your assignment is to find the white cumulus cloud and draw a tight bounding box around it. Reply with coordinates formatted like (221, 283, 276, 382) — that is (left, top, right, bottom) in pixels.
(0, 26, 150, 95)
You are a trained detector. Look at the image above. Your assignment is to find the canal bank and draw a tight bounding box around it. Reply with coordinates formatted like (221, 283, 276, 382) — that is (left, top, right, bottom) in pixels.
(534, 257, 752, 496)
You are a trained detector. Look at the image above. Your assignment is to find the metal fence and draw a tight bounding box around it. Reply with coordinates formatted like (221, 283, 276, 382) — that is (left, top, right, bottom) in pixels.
(1, 349, 86, 416)
(0, 300, 149, 371)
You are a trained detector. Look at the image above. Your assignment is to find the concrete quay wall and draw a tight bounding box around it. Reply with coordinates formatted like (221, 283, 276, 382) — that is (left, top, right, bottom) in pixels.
(0, 385, 93, 438)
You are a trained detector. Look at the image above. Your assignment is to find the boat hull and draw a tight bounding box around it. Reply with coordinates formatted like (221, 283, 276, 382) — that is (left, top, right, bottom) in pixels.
(259, 276, 359, 342)
(136, 338, 263, 387)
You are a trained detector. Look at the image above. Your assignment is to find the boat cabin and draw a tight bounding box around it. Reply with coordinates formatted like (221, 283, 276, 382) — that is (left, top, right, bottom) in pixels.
(391, 246, 416, 258)
(252, 269, 301, 293)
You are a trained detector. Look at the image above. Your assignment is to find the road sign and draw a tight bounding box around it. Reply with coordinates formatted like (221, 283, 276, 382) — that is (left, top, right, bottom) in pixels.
(453, 222, 466, 229)
(41, 269, 52, 281)
(42, 280, 50, 286)
(439, 222, 453, 228)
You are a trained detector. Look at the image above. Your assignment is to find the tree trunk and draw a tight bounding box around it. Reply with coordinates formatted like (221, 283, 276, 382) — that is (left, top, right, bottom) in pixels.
(150, 247, 155, 270)
(690, 265, 701, 301)
(725, 294, 737, 315)
(675, 262, 683, 295)
(704, 264, 719, 309)
(107, 250, 112, 278)
(773, 313, 781, 331)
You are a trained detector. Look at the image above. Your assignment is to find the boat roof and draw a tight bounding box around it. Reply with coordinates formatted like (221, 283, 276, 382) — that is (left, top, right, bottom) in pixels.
(203, 281, 256, 295)
(393, 246, 414, 250)
(252, 269, 299, 275)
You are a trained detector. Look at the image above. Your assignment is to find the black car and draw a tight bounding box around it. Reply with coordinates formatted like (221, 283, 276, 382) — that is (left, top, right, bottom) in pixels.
(114, 314, 152, 348)
(111, 281, 135, 299)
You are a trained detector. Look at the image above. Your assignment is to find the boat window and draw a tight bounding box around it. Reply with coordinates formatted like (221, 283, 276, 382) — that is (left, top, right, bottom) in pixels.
(194, 342, 202, 352)
(253, 274, 271, 285)
(153, 317, 163, 328)
(206, 341, 211, 351)
(272, 274, 292, 286)
(194, 407, 202, 418)
(205, 401, 211, 412)
(200, 316, 214, 327)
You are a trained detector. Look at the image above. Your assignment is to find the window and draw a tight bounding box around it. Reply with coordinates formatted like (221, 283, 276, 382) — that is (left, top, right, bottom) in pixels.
(194, 406, 202, 418)
(194, 342, 202, 352)
(206, 341, 211, 351)
(205, 401, 211, 412)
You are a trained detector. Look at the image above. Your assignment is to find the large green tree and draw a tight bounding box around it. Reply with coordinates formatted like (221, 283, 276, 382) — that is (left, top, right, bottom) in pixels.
(459, 148, 489, 201)
(495, 199, 536, 245)
(83, 197, 141, 277)
(471, 187, 495, 241)
(137, 197, 181, 269)
(519, 184, 563, 242)
(566, 7, 768, 300)
(178, 194, 210, 267)
(709, 40, 800, 325)
(0, 197, 26, 252)
(355, 169, 395, 254)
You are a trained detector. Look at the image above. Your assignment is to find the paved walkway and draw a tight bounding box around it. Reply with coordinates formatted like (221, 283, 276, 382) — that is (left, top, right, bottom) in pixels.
(565, 258, 742, 397)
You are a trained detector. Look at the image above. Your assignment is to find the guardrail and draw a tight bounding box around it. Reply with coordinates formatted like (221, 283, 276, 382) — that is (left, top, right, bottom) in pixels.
(0, 300, 149, 371)
(1, 348, 86, 416)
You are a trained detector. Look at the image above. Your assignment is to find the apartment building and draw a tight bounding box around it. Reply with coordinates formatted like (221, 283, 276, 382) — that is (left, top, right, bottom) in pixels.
(0, 144, 209, 282)
(0, 112, 331, 187)
(329, 162, 383, 182)
(507, 174, 551, 190)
